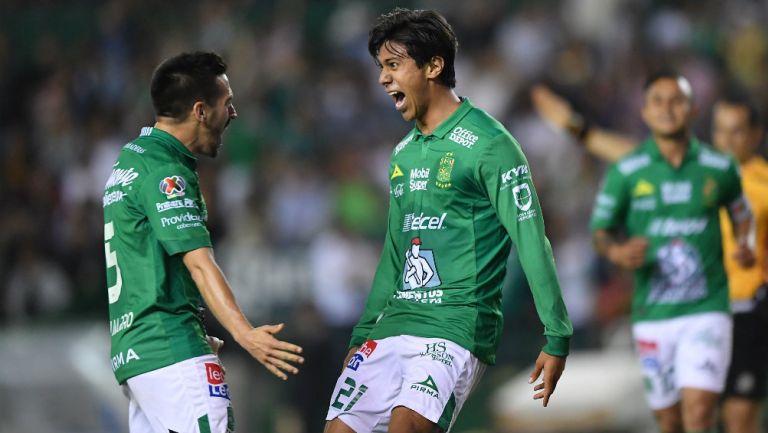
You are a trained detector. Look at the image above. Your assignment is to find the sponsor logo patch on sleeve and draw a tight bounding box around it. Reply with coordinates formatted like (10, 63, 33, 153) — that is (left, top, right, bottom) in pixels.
(159, 175, 186, 199)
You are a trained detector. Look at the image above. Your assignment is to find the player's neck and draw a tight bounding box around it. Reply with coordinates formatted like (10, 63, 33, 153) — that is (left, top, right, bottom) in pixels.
(654, 133, 689, 168)
(415, 89, 461, 135)
(154, 118, 199, 153)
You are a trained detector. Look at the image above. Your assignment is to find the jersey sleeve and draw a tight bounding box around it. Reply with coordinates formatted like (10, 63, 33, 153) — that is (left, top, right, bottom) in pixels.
(476, 134, 573, 357)
(137, 165, 213, 256)
(349, 193, 401, 348)
(721, 159, 751, 225)
(590, 163, 630, 231)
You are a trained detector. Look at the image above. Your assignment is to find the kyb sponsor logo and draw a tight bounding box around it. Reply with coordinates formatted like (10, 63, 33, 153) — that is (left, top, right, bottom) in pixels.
(501, 165, 529, 184)
(206, 362, 230, 400)
(156, 198, 199, 213)
(160, 212, 204, 228)
(647, 217, 708, 237)
(105, 167, 139, 189)
(449, 126, 479, 149)
(410, 168, 430, 192)
(402, 212, 447, 232)
(420, 341, 454, 366)
(661, 181, 692, 204)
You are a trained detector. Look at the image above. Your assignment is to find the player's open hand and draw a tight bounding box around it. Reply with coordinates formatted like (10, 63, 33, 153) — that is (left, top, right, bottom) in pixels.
(237, 323, 304, 380)
(528, 351, 566, 407)
(732, 243, 755, 268)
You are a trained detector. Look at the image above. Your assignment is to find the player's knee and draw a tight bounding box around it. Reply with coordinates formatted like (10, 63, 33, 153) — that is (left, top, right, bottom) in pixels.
(722, 399, 761, 433)
(654, 408, 683, 433)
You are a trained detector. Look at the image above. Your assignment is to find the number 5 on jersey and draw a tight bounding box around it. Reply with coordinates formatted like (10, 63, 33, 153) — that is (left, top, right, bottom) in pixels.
(104, 221, 122, 304)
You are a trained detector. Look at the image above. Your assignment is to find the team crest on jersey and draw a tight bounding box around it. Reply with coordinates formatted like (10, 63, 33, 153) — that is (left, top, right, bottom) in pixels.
(435, 153, 454, 188)
(159, 175, 186, 199)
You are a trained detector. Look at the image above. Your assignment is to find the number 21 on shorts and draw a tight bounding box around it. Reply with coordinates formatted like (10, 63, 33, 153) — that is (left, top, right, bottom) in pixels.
(332, 377, 368, 411)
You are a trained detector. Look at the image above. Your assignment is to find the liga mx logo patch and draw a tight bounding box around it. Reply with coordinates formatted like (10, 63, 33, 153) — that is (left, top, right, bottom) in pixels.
(205, 362, 230, 400)
(159, 175, 186, 199)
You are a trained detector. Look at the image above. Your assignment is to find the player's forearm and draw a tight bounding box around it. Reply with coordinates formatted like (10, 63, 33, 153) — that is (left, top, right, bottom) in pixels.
(183, 248, 253, 343)
(592, 229, 617, 260)
(584, 129, 636, 163)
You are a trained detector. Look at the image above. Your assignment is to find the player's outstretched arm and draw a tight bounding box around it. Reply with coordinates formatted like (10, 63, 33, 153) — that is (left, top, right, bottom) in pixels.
(183, 247, 304, 380)
(530, 84, 636, 162)
(528, 351, 566, 407)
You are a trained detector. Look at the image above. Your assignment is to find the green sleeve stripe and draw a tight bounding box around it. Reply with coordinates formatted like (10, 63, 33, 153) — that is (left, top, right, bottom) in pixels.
(161, 237, 213, 256)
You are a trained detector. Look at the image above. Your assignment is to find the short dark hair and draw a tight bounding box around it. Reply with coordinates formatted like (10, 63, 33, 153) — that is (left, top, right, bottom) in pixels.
(643, 69, 693, 100)
(150, 51, 227, 119)
(368, 8, 458, 88)
(717, 91, 762, 129)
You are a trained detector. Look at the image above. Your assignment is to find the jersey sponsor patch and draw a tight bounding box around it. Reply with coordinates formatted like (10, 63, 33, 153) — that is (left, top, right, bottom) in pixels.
(205, 362, 230, 400)
(448, 126, 478, 149)
(155, 198, 199, 213)
(159, 175, 186, 199)
(105, 167, 140, 189)
(649, 239, 707, 305)
(402, 237, 441, 290)
(347, 340, 378, 371)
(633, 179, 655, 197)
(391, 164, 404, 180)
(512, 183, 537, 222)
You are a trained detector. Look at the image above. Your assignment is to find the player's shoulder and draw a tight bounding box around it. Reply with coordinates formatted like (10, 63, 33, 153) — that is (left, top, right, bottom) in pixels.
(696, 141, 735, 172)
(613, 145, 652, 177)
(458, 105, 518, 153)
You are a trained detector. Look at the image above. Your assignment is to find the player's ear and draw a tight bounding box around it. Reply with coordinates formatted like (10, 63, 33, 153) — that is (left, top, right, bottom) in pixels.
(193, 101, 206, 122)
(425, 56, 444, 81)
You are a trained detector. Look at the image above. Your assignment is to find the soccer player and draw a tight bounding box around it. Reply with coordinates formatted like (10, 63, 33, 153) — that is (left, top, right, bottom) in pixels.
(589, 72, 755, 433)
(534, 84, 768, 433)
(103, 52, 304, 433)
(324, 8, 573, 433)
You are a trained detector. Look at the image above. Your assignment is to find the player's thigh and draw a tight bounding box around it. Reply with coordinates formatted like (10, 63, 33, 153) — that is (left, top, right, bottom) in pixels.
(652, 403, 683, 433)
(676, 312, 732, 393)
(389, 406, 441, 433)
(394, 337, 483, 432)
(632, 319, 680, 410)
(126, 354, 234, 433)
(325, 339, 402, 433)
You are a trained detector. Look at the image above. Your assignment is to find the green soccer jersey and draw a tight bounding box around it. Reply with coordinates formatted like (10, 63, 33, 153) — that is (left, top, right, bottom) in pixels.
(591, 137, 743, 322)
(350, 99, 573, 364)
(103, 127, 213, 384)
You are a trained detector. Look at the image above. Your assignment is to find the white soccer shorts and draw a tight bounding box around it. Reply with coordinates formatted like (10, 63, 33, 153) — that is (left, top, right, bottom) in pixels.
(325, 335, 485, 433)
(632, 311, 732, 410)
(122, 354, 234, 433)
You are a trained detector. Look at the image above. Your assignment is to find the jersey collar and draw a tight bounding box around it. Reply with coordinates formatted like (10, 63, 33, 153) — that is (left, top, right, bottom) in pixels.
(140, 126, 198, 163)
(413, 97, 473, 139)
(642, 135, 702, 166)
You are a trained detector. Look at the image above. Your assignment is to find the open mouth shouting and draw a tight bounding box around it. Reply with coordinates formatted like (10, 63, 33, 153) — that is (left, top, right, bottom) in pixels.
(389, 90, 407, 112)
